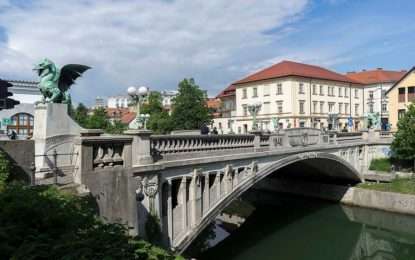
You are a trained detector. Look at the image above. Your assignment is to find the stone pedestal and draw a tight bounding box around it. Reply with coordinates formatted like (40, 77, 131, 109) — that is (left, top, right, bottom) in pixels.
(249, 130, 262, 149)
(124, 129, 153, 165)
(34, 103, 82, 177)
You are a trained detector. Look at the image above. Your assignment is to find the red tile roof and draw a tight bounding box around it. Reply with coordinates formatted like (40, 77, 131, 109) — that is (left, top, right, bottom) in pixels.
(206, 98, 221, 109)
(121, 112, 136, 124)
(345, 69, 406, 85)
(216, 85, 236, 98)
(233, 60, 362, 85)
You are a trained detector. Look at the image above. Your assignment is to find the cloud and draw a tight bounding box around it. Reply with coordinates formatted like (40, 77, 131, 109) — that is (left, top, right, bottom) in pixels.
(0, 0, 308, 103)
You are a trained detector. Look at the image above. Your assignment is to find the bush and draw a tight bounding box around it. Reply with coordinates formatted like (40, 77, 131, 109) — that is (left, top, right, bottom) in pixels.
(0, 151, 10, 189)
(0, 184, 182, 260)
(369, 158, 392, 172)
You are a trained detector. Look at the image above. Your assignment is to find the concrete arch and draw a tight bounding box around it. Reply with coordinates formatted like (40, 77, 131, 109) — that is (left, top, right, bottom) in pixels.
(176, 152, 362, 252)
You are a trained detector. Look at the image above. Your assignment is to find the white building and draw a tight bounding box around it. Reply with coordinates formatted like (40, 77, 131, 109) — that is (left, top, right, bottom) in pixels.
(346, 68, 406, 130)
(0, 80, 42, 138)
(213, 60, 365, 133)
(107, 95, 130, 109)
(93, 96, 106, 109)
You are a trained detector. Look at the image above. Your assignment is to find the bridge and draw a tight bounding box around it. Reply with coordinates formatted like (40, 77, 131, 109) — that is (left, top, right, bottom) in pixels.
(72, 128, 393, 252)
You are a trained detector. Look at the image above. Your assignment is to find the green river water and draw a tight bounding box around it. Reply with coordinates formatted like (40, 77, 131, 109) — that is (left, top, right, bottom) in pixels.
(192, 195, 415, 260)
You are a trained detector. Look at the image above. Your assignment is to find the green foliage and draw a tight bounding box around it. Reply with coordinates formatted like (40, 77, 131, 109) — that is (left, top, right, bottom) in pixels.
(141, 92, 174, 134)
(0, 151, 10, 189)
(86, 107, 109, 129)
(369, 158, 392, 172)
(170, 78, 212, 130)
(73, 102, 89, 127)
(106, 120, 128, 134)
(0, 184, 182, 260)
(358, 178, 415, 195)
(391, 102, 415, 169)
(145, 213, 162, 245)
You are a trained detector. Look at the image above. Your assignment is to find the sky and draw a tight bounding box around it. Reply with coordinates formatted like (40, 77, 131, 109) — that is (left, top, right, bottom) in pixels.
(0, 0, 414, 105)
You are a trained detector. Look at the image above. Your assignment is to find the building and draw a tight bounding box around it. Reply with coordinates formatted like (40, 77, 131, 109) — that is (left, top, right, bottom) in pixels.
(346, 68, 406, 129)
(160, 90, 178, 113)
(385, 67, 415, 130)
(0, 80, 41, 138)
(213, 60, 365, 133)
(107, 95, 130, 109)
(94, 96, 106, 109)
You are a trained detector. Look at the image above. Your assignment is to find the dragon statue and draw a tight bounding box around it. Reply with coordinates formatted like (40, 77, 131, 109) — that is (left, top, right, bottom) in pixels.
(366, 112, 381, 129)
(33, 58, 90, 103)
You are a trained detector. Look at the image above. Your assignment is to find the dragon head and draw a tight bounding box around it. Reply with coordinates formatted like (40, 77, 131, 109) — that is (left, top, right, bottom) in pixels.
(33, 58, 56, 77)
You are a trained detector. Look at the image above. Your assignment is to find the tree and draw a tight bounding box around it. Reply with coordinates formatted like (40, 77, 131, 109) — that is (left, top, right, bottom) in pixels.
(170, 78, 212, 130)
(391, 102, 415, 170)
(86, 107, 108, 129)
(73, 103, 89, 127)
(141, 91, 174, 134)
(106, 120, 128, 134)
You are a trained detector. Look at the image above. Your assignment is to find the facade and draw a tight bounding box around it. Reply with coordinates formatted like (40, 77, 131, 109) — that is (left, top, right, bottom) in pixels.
(107, 95, 129, 109)
(0, 80, 41, 138)
(346, 68, 406, 129)
(213, 60, 364, 133)
(94, 96, 106, 109)
(386, 67, 415, 130)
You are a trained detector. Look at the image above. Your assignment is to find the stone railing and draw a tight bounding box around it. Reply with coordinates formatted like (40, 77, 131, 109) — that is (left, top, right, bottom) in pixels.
(285, 128, 323, 146)
(380, 131, 395, 138)
(150, 134, 255, 155)
(336, 132, 363, 143)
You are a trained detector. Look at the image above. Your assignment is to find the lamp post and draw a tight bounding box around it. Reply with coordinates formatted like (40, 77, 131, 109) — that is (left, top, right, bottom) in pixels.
(127, 86, 150, 130)
(247, 101, 262, 131)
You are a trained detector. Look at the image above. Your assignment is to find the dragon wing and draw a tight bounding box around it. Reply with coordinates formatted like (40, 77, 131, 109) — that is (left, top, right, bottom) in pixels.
(58, 64, 91, 92)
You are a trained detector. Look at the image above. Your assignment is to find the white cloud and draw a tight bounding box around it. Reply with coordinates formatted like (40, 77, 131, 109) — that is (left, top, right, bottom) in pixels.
(0, 0, 308, 102)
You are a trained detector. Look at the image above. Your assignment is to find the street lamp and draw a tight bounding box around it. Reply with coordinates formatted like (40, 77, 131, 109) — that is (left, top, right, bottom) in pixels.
(127, 86, 150, 130)
(247, 101, 262, 131)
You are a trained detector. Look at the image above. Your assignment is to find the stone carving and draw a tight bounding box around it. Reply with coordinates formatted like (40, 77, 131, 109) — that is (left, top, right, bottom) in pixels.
(93, 143, 124, 168)
(34, 58, 90, 103)
(135, 175, 159, 212)
(248, 161, 258, 175)
(297, 152, 318, 160)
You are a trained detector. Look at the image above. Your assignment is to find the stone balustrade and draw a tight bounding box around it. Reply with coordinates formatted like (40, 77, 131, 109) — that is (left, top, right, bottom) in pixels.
(150, 134, 255, 155)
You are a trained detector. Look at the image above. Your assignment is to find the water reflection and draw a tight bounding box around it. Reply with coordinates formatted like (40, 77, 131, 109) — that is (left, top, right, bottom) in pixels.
(190, 195, 415, 260)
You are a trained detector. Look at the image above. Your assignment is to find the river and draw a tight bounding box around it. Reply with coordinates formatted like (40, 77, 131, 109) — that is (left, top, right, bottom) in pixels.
(186, 194, 415, 260)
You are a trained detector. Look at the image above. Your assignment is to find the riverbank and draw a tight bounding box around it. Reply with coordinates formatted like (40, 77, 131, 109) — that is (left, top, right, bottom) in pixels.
(255, 178, 415, 216)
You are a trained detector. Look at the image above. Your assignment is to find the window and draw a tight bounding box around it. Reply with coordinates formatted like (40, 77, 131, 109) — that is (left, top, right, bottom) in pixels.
(7, 113, 34, 136)
(328, 102, 335, 112)
(312, 84, 317, 95)
(398, 87, 406, 102)
(313, 101, 318, 113)
(299, 83, 305, 94)
(344, 88, 349, 97)
(338, 103, 343, 114)
(252, 87, 258, 97)
(299, 100, 305, 114)
(381, 102, 387, 113)
(408, 87, 415, 102)
(319, 85, 324, 95)
(398, 109, 406, 119)
(369, 91, 374, 99)
(299, 122, 305, 128)
(218, 122, 222, 129)
(242, 88, 247, 99)
(345, 103, 349, 115)
(276, 83, 283, 95)
(381, 89, 386, 99)
(320, 101, 324, 113)
(243, 105, 248, 116)
(338, 87, 342, 97)
(369, 103, 374, 113)
(355, 104, 359, 116)
(263, 86, 270, 96)
(354, 89, 359, 98)
(277, 101, 283, 113)
(263, 102, 270, 114)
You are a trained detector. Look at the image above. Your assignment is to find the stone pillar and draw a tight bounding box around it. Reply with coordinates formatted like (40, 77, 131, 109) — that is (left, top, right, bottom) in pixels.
(189, 169, 200, 227)
(280, 131, 290, 147)
(34, 103, 82, 178)
(250, 130, 262, 150)
(124, 129, 153, 165)
(215, 172, 221, 200)
(180, 176, 188, 232)
(166, 180, 173, 245)
(203, 173, 210, 215)
(224, 165, 233, 194)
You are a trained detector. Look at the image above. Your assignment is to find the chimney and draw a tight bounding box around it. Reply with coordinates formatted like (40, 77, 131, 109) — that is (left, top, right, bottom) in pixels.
(362, 69, 366, 72)
(377, 67, 383, 70)
(346, 71, 355, 74)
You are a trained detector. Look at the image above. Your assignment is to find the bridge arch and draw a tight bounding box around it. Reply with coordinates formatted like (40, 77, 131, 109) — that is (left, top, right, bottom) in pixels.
(172, 152, 362, 252)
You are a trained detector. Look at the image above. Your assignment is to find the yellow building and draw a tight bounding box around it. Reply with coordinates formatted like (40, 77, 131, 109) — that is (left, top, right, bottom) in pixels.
(386, 67, 415, 130)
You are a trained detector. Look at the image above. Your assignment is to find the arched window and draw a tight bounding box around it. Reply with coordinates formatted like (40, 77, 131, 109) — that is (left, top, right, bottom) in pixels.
(7, 113, 34, 136)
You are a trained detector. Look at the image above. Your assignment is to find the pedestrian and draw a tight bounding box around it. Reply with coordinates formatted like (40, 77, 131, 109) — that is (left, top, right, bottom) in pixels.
(10, 130, 17, 140)
(200, 124, 209, 135)
(211, 127, 218, 135)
